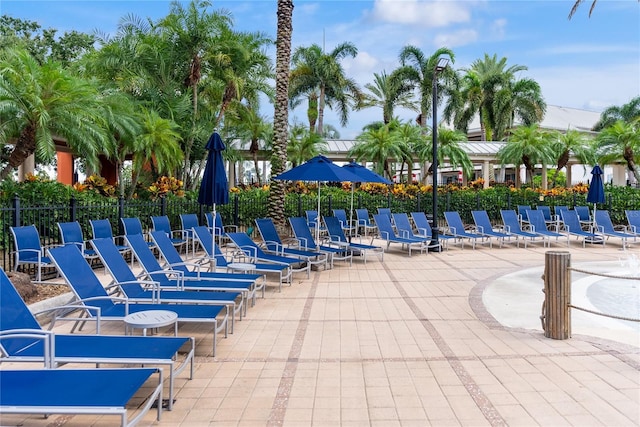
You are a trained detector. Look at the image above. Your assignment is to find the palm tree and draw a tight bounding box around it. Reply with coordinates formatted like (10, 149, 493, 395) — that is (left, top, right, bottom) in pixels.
(227, 106, 271, 185)
(350, 125, 404, 178)
(127, 109, 183, 198)
(391, 121, 425, 183)
(360, 71, 416, 124)
(592, 96, 640, 131)
(394, 46, 455, 128)
(446, 53, 544, 141)
(550, 130, 595, 187)
(498, 124, 556, 187)
(287, 125, 328, 167)
(412, 128, 473, 180)
(596, 121, 640, 183)
(268, 0, 294, 228)
(156, 0, 233, 183)
(289, 42, 362, 134)
(0, 48, 110, 180)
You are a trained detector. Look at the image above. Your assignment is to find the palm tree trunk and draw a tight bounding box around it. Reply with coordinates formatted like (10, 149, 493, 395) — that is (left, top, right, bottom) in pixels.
(268, 0, 294, 229)
(0, 123, 37, 180)
(317, 84, 326, 135)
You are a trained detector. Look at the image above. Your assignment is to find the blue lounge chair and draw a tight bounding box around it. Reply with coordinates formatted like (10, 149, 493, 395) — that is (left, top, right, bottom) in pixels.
(499, 210, 541, 248)
(560, 209, 604, 247)
(323, 216, 384, 263)
(47, 244, 229, 356)
(594, 210, 636, 248)
(392, 213, 438, 251)
(57, 221, 100, 263)
(150, 230, 265, 299)
(305, 210, 327, 236)
(471, 210, 514, 247)
(255, 218, 328, 271)
(289, 216, 353, 267)
(517, 205, 531, 226)
(373, 213, 426, 256)
(9, 225, 58, 283)
(0, 267, 193, 411)
(151, 215, 188, 252)
(356, 208, 378, 237)
(179, 213, 201, 256)
(536, 205, 560, 229)
(410, 212, 454, 250)
(526, 209, 569, 247)
(192, 226, 290, 292)
(92, 236, 244, 331)
(226, 232, 311, 279)
(0, 368, 163, 427)
(377, 207, 392, 220)
(332, 209, 357, 236)
(205, 211, 238, 246)
(625, 210, 640, 236)
(121, 217, 155, 250)
(575, 205, 593, 228)
(90, 218, 132, 263)
(443, 211, 492, 249)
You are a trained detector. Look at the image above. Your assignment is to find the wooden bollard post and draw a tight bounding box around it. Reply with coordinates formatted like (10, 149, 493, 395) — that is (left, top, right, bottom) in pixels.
(542, 251, 571, 339)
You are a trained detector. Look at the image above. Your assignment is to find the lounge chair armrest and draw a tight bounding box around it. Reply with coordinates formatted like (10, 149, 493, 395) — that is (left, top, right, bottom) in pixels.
(0, 329, 54, 366)
(263, 240, 285, 255)
(224, 224, 239, 233)
(38, 303, 103, 332)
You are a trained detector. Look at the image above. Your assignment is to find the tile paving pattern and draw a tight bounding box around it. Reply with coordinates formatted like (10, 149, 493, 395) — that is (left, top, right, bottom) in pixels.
(2, 239, 639, 426)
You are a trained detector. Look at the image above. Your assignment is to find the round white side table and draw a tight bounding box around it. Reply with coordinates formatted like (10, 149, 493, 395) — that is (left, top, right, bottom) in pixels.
(227, 262, 256, 274)
(124, 310, 178, 336)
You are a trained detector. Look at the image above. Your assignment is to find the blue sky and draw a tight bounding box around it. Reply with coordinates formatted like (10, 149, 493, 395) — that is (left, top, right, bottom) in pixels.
(3, 0, 639, 138)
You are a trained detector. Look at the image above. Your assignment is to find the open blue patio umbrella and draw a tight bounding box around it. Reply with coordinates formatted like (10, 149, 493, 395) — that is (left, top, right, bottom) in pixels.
(586, 164, 605, 221)
(198, 132, 229, 251)
(273, 155, 361, 248)
(342, 162, 392, 229)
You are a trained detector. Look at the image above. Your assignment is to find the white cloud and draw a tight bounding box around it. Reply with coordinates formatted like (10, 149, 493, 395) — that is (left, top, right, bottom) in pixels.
(370, 0, 472, 27)
(434, 29, 478, 48)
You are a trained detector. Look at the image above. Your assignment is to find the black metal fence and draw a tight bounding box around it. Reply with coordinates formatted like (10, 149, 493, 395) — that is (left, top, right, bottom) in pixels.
(2, 189, 639, 273)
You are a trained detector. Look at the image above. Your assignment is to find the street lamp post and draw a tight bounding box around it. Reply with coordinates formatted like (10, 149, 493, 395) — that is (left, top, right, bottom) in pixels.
(429, 57, 449, 252)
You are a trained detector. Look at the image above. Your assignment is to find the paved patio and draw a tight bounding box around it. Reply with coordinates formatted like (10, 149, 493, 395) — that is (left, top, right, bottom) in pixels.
(4, 239, 640, 426)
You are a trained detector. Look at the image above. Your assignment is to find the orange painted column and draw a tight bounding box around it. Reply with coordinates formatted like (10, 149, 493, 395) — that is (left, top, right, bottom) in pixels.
(56, 151, 74, 185)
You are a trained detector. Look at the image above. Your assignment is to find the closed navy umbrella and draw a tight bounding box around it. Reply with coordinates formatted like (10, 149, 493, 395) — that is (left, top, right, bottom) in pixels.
(342, 162, 391, 228)
(586, 164, 605, 221)
(198, 132, 229, 251)
(273, 155, 361, 247)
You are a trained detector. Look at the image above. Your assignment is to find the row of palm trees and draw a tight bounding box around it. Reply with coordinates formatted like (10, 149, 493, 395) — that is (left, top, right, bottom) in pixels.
(1, 0, 638, 198)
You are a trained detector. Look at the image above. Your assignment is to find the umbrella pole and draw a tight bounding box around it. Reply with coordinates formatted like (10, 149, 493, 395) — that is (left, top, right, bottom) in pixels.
(211, 204, 217, 271)
(316, 182, 321, 250)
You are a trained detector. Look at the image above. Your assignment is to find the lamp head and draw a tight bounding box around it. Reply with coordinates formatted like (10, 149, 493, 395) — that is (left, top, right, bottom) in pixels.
(435, 57, 449, 72)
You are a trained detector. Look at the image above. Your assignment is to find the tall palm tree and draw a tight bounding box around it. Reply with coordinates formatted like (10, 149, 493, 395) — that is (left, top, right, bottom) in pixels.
(0, 48, 110, 180)
(360, 71, 416, 124)
(592, 96, 640, 131)
(268, 0, 294, 229)
(350, 125, 404, 178)
(498, 124, 556, 186)
(412, 128, 473, 180)
(289, 42, 362, 134)
(394, 46, 455, 128)
(550, 130, 595, 187)
(596, 121, 640, 183)
(446, 54, 544, 142)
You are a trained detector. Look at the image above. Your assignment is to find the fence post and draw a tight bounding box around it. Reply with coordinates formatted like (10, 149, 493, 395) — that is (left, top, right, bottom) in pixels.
(161, 197, 167, 217)
(69, 195, 77, 222)
(328, 195, 332, 216)
(542, 251, 571, 339)
(13, 195, 20, 227)
(387, 193, 391, 209)
(297, 194, 302, 217)
(118, 196, 125, 235)
(476, 192, 481, 210)
(233, 194, 239, 226)
(416, 193, 421, 212)
(507, 192, 511, 210)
